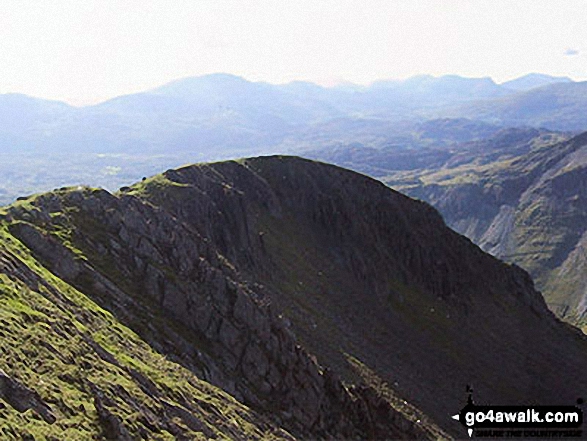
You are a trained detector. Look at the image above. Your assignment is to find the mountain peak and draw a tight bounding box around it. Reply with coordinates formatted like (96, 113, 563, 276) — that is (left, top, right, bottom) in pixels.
(501, 73, 574, 91)
(3, 156, 587, 438)
(152, 73, 253, 96)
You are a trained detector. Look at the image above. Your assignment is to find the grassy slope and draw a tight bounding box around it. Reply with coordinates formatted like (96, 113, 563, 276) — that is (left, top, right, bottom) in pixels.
(7, 155, 585, 439)
(0, 221, 290, 440)
(1, 181, 450, 439)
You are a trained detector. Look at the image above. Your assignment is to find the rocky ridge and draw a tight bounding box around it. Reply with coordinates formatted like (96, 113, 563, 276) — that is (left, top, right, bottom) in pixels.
(0, 160, 441, 439)
(2, 156, 587, 439)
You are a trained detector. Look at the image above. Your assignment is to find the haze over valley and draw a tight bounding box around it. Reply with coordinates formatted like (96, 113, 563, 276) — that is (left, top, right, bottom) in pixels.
(0, 72, 584, 205)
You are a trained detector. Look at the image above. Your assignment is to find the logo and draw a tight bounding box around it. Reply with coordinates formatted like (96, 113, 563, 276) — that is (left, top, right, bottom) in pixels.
(451, 386, 583, 438)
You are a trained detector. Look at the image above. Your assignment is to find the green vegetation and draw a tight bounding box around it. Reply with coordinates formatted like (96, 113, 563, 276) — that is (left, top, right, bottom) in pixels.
(3, 154, 586, 440)
(0, 223, 289, 440)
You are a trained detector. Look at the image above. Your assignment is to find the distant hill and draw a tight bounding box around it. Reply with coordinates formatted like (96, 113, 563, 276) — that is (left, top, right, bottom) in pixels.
(307, 127, 587, 328)
(448, 81, 587, 131)
(362, 130, 587, 327)
(0, 93, 74, 153)
(500, 73, 573, 91)
(1, 72, 587, 207)
(0, 72, 581, 158)
(302, 118, 505, 176)
(0, 73, 523, 157)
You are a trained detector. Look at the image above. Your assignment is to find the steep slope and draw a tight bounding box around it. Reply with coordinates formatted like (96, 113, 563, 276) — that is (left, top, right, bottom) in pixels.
(0, 226, 294, 440)
(0, 173, 443, 439)
(3, 156, 587, 439)
(386, 132, 587, 327)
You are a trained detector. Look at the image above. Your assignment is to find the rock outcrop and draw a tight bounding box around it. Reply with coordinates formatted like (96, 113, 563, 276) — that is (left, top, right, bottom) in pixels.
(0, 369, 56, 424)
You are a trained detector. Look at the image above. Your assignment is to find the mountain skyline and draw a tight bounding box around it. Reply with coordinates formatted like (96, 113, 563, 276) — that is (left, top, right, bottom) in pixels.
(1, 0, 586, 105)
(0, 72, 578, 107)
(307, 128, 587, 328)
(1, 71, 587, 208)
(2, 2, 586, 439)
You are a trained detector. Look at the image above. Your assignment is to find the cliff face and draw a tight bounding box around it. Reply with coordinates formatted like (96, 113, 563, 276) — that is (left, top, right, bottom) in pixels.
(1, 156, 587, 439)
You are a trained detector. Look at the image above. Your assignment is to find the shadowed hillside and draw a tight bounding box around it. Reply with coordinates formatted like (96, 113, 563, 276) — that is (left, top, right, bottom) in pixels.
(2, 156, 587, 438)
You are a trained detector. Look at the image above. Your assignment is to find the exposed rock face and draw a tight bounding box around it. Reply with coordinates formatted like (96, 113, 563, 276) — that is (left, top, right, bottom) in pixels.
(0, 242, 297, 439)
(1, 159, 439, 439)
(91, 384, 132, 441)
(7, 197, 431, 439)
(0, 369, 56, 424)
(3, 155, 587, 439)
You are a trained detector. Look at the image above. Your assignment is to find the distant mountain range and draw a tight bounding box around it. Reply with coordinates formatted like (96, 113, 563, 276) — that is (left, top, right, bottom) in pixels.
(500, 73, 573, 91)
(0, 72, 581, 155)
(0, 72, 583, 206)
(2, 73, 587, 439)
(447, 81, 587, 131)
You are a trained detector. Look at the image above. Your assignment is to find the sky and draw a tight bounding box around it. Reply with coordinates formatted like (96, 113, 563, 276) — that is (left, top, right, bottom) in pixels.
(0, 0, 586, 105)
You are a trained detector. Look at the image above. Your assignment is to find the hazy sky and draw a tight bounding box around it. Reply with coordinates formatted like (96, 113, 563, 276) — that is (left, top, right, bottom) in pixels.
(1, 0, 586, 105)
